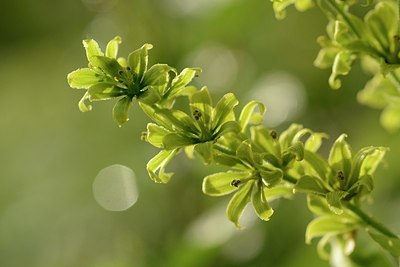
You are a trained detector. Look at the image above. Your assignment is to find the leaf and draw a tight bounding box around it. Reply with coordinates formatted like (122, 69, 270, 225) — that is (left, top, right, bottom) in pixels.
(146, 149, 179, 183)
(367, 230, 400, 257)
(88, 83, 125, 101)
(147, 123, 171, 148)
(212, 93, 239, 131)
(328, 134, 352, 179)
(239, 101, 266, 132)
(305, 214, 359, 244)
(105, 36, 122, 59)
(128, 43, 153, 80)
(295, 175, 328, 195)
(112, 96, 133, 127)
(91, 56, 124, 78)
(226, 180, 255, 228)
(67, 68, 103, 89)
(326, 191, 348, 215)
(83, 39, 104, 66)
(252, 182, 274, 221)
(202, 171, 253, 196)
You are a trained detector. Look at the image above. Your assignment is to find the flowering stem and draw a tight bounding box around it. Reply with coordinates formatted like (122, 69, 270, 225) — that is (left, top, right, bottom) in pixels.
(343, 201, 398, 238)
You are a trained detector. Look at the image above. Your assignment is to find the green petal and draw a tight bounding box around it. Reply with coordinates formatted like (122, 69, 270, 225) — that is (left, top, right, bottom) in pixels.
(236, 140, 256, 167)
(128, 43, 153, 80)
(359, 147, 387, 176)
(252, 183, 274, 221)
(90, 56, 124, 78)
(380, 104, 400, 133)
(155, 109, 199, 134)
(162, 133, 196, 150)
(146, 149, 179, 183)
(88, 83, 125, 101)
(329, 51, 355, 89)
(143, 64, 175, 88)
(78, 92, 92, 112)
(279, 124, 303, 150)
(250, 125, 281, 158)
(326, 191, 348, 215)
(260, 168, 283, 187)
(83, 39, 104, 66)
(226, 180, 255, 228)
(307, 195, 332, 216)
(305, 214, 359, 244)
(239, 101, 266, 132)
(295, 175, 328, 195)
(112, 96, 133, 127)
(168, 68, 202, 99)
(105, 36, 122, 59)
(147, 123, 171, 148)
(305, 132, 328, 152)
(328, 134, 352, 179)
(214, 121, 241, 138)
(67, 68, 102, 89)
(189, 87, 213, 127)
(286, 141, 305, 161)
(202, 171, 252, 196)
(304, 150, 329, 181)
(264, 185, 294, 201)
(212, 93, 239, 131)
(194, 142, 213, 164)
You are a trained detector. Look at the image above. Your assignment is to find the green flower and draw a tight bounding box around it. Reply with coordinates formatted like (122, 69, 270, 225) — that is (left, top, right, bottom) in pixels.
(67, 36, 175, 126)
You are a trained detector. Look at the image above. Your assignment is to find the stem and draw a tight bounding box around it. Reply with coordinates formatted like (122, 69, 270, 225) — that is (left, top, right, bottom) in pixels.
(343, 201, 398, 238)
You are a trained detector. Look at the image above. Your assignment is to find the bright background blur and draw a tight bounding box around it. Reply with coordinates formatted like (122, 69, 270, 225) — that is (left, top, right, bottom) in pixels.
(1, 0, 400, 266)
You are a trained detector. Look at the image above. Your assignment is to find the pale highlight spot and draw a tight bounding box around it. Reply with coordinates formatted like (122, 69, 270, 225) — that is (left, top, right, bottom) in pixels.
(93, 164, 138, 211)
(249, 72, 306, 127)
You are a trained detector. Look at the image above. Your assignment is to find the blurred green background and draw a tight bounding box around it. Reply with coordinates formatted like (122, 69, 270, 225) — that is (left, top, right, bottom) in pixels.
(1, 0, 399, 266)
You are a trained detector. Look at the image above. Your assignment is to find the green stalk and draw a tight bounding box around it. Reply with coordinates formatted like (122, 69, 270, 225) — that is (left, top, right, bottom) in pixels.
(343, 201, 398, 238)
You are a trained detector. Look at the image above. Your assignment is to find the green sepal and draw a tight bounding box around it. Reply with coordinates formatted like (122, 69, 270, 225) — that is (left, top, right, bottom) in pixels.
(67, 68, 103, 89)
(162, 133, 196, 150)
(112, 96, 133, 127)
(128, 43, 153, 81)
(238, 101, 266, 132)
(202, 171, 253, 196)
(328, 134, 352, 179)
(88, 83, 125, 101)
(212, 93, 238, 131)
(78, 91, 92, 112)
(326, 191, 348, 215)
(260, 168, 283, 187)
(367, 230, 400, 257)
(226, 180, 255, 228)
(146, 149, 179, 183)
(168, 68, 202, 99)
(295, 175, 328, 195)
(307, 194, 332, 216)
(91, 56, 125, 78)
(146, 123, 170, 148)
(83, 39, 104, 66)
(305, 214, 359, 244)
(143, 64, 176, 89)
(264, 185, 294, 201)
(105, 36, 122, 59)
(189, 87, 213, 127)
(252, 182, 274, 221)
(194, 142, 214, 164)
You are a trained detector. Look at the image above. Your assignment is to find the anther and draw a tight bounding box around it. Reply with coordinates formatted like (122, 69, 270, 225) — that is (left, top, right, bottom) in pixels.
(118, 70, 124, 75)
(337, 170, 345, 181)
(193, 109, 202, 120)
(270, 130, 278, 140)
(231, 179, 241, 187)
(140, 131, 147, 141)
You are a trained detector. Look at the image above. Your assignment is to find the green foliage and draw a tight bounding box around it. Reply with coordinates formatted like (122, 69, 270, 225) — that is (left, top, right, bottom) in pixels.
(67, 6, 400, 263)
